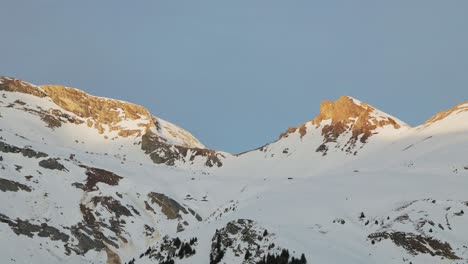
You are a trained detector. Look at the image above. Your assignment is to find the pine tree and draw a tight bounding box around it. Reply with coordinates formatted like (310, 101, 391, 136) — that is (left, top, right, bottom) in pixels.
(300, 253, 307, 264)
(245, 250, 251, 260)
(173, 237, 181, 248)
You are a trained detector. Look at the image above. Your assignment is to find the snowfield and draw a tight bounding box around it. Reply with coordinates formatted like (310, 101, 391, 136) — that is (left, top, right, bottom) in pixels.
(0, 77, 467, 264)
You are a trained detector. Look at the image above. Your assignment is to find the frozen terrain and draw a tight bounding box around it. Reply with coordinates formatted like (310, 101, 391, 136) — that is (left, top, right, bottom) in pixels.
(0, 77, 467, 264)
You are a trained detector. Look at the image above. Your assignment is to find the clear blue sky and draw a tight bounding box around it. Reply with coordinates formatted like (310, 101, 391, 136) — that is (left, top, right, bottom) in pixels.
(1, 1, 468, 153)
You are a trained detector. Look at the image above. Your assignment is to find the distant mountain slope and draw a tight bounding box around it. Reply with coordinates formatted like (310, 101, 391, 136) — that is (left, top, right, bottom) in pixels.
(1, 77, 467, 264)
(0, 77, 224, 168)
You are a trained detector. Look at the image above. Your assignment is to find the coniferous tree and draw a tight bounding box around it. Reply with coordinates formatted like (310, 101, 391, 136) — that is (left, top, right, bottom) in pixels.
(173, 237, 181, 248)
(300, 253, 307, 264)
(245, 250, 251, 260)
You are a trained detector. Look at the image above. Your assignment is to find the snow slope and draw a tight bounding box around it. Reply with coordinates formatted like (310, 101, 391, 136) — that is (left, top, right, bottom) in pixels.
(0, 77, 467, 264)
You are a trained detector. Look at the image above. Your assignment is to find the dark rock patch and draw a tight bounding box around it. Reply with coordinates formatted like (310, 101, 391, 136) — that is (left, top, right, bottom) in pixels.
(80, 166, 122, 191)
(71, 182, 85, 190)
(91, 196, 132, 218)
(39, 158, 67, 171)
(0, 178, 31, 192)
(368, 231, 460, 259)
(147, 192, 187, 220)
(187, 207, 203, 221)
(68, 223, 107, 255)
(144, 201, 157, 215)
(13, 99, 26, 105)
(0, 213, 68, 242)
(0, 141, 48, 158)
(142, 131, 224, 167)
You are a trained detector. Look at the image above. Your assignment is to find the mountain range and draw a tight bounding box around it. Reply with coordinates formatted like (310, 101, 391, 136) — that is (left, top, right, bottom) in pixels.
(1, 76, 467, 264)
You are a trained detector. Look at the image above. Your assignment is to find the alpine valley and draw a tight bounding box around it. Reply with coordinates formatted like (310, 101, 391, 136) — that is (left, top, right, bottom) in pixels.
(0, 77, 467, 264)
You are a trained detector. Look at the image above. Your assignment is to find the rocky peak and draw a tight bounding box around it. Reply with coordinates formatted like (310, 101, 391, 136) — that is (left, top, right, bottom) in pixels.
(312, 96, 404, 130)
(0, 77, 221, 167)
(280, 96, 408, 155)
(313, 96, 369, 125)
(0, 77, 203, 147)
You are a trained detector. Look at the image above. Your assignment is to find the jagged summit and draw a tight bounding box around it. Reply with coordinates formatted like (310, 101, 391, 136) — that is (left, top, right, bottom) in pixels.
(280, 95, 407, 142)
(312, 96, 406, 128)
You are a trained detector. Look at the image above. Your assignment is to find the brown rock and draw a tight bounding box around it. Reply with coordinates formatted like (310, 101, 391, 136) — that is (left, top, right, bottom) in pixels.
(279, 96, 404, 154)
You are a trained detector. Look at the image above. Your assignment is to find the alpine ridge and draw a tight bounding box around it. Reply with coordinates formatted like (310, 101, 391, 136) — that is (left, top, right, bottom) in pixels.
(0, 77, 224, 167)
(1, 77, 468, 264)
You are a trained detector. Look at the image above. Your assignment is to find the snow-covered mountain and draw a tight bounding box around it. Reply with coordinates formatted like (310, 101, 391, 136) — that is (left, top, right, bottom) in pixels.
(1, 77, 467, 264)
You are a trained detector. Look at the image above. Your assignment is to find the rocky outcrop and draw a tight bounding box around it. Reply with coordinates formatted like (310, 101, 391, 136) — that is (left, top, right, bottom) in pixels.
(0, 214, 68, 242)
(141, 131, 224, 167)
(0, 178, 32, 192)
(80, 166, 123, 192)
(209, 219, 306, 264)
(362, 199, 466, 260)
(282, 96, 403, 141)
(76, 194, 139, 257)
(279, 96, 406, 155)
(147, 192, 188, 220)
(210, 219, 273, 264)
(368, 231, 459, 259)
(40, 85, 153, 136)
(38, 158, 67, 171)
(0, 77, 47, 97)
(0, 141, 48, 159)
(147, 192, 201, 233)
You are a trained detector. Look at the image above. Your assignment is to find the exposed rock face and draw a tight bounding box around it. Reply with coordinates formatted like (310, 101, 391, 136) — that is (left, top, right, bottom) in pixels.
(41, 85, 153, 136)
(1, 77, 224, 168)
(282, 96, 403, 140)
(147, 192, 188, 220)
(147, 192, 201, 233)
(0, 141, 48, 158)
(369, 231, 459, 259)
(363, 199, 466, 260)
(0, 214, 69, 242)
(141, 130, 224, 167)
(38, 158, 67, 171)
(80, 166, 123, 191)
(90, 196, 133, 219)
(0, 178, 32, 192)
(312, 96, 402, 131)
(279, 96, 406, 155)
(209, 219, 303, 264)
(0, 77, 47, 97)
(210, 219, 265, 264)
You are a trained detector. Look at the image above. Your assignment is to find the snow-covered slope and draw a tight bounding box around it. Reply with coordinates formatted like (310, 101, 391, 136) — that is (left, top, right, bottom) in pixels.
(0, 77, 223, 168)
(1, 77, 467, 264)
